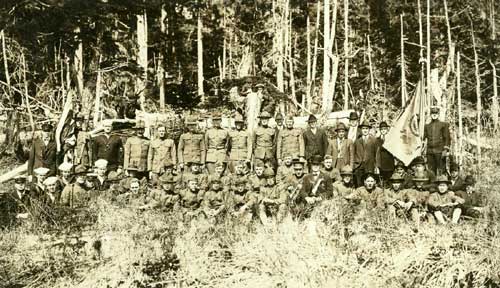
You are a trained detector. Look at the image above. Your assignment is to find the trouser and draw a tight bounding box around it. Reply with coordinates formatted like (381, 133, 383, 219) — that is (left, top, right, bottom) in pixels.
(353, 167, 365, 188)
(427, 152, 444, 175)
(379, 170, 394, 188)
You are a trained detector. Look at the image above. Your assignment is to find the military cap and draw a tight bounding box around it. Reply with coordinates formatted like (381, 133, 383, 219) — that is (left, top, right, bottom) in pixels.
(335, 122, 347, 131)
(292, 158, 304, 166)
(263, 167, 275, 178)
(340, 165, 353, 175)
(324, 155, 333, 160)
(450, 162, 459, 172)
(41, 123, 53, 132)
(234, 114, 244, 123)
(411, 156, 425, 166)
(185, 116, 198, 125)
(430, 106, 440, 114)
(95, 159, 108, 168)
(34, 167, 50, 176)
(254, 159, 265, 168)
(412, 172, 429, 182)
(259, 111, 272, 119)
(309, 155, 323, 165)
(43, 176, 58, 186)
(58, 162, 73, 172)
(307, 114, 317, 123)
(379, 121, 390, 129)
(14, 175, 27, 184)
(358, 120, 371, 128)
(159, 173, 177, 184)
(212, 112, 222, 120)
(464, 175, 475, 186)
(390, 173, 404, 182)
(349, 112, 359, 121)
(275, 113, 283, 121)
(434, 175, 450, 184)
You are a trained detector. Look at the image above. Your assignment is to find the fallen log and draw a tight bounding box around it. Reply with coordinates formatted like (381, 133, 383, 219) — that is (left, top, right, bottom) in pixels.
(0, 161, 27, 183)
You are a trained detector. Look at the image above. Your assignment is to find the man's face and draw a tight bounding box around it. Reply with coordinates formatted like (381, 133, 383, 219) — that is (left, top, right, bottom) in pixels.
(361, 127, 370, 136)
(293, 165, 304, 177)
(450, 170, 459, 178)
(431, 113, 439, 120)
(62, 171, 71, 179)
(15, 183, 25, 192)
(188, 181, 198, 192)
(41, 132, 51, 142)
(260, 119, 269, 126)
(395, 167, 405, 175)
(191, 164, 200, 173)
(309, 121, 317, 129)
(255, 166, 264, 177)
(324, 159, 333, 169)
(284, 156, 292, 166)
(465, 185, 474, 193)
(380, 127, 389, 135)
(364, 177, 376, 190)
(104, 123, 113, 133)
(437, 183, 448, 194)
(415, 181, 424, 189)
(311, 164, 321, 174)
(276, 119, 283, 126)
(413, 164, 425, 173)
(187, 123, 197, 132)
(96, 167, 107, 177)
(266, 178, 275, 186)
(391, 182, 402, 191)
(212, 182, 221, 191)
(337, 129, 346, 139)
(235, 122, 244, 130)
(349, 119, 358, 127)
(285, 119, 294, 129)
(215, 165, 224, 175)
(158, 127, 166, 138)
(213, 119, 222, 128)
(342, 175, 351, 184)
(130, 182, 140, 194)
(136, 128, 145, 137)
(162, 183, 174, 191)
(236, 184, 246, 193)
(236, 164, 245, 175)
(38, 175, 47, 183)
(46, 183, 57, 193)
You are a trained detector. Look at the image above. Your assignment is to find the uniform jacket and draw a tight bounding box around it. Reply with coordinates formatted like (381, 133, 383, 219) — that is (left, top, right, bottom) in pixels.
(228, 130, 252, 161)
(345, 186, 385, 209)
(253, 126, 275, 160)
(60, 183, 89, 208)
(28, 138, 58, 175)
(353, 135, 377, 172)
(302, 128, 329, 160)
(177, 132, 206, 165)
(124, 136, 150, 172)
(276, 165, 294, 184)
(276, 128, 304, 160)
(424, 120, 451, 154)
(147, 138, 177, 173)
(92, 134, 123, 170)
(179, 189, 205, 209)
(332, 182, 354, 198)
(375, 136, 395, 172)
(321, 167, 341, 183)
(205, 128, 229, 163)
(427, 191, 464, 211)
(326, 137, 354, 169)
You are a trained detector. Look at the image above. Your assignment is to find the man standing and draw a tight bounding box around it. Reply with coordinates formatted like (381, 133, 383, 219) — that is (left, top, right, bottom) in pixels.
(347, 111, 361, 140)
(124, 121, 150, 179)
(253, 111, 276, 168)
(353, 120, 377, 187)
(276, 116, 304, 165)
(228, 114, 252, 173)
(28, 123, 58, 176)
(148, 122, 177, 184)
(375, 121, 395, 187)
(302, 115, 329, 168)
(424, 106, 451, 175)
(205, 113, 229, 174)
(178, 116, 206, 172)
(92, 120, 123, 172)
(326, 122, 354, 170)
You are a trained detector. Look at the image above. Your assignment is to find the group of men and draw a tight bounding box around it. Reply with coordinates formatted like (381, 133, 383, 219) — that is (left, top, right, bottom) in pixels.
(0, 106, 485, 227)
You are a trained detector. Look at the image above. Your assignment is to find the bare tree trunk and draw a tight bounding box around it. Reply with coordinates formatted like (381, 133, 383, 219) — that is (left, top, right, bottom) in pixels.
(491, 60, 498, 132)
(74, 27, 84, 97)
(137, 10, 148, 111)
(222, 6, 227, 80)
(94, 55, 102, 127)
(418, 0, 425, 83)
(456, 52, 463, 165)
(22, 53, 34, 131)
(426, 0, 431, 106)
(322, 0, 331, 113)
(306, 14, 311, 113)
(158, 5, 167, 111)
(472, 28, 481, 169)
(443, 0, 453, 73)
(327, 0, 338, 112)
(310, 1, 321, 110)
(367, 35, 375, 92)
(1, 31, 11, 100)
(197, 10, 204, 102)
(400, 15, 407, 106)
(343, 0, 349, 110)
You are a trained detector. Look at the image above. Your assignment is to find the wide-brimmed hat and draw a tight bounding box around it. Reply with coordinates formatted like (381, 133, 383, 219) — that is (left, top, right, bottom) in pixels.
(434, 175, 450, 184)
(335, 122, 347, 131)
(309, 155, 323, 165)
(464, 175, 475, 186)
(292, 158, 304, 166)
(340, 165, 353, 175)
(379, 121, 390, 129)
(411, 156, 425, 166)
(390, 173, 404, 182)
(307, 114, 317, 123)
(263, 167, 275, 178)
(349, 112, 359, 120)
(430, 106, 440, 114)
(259, 111, 272, 119)
(412, 172, 429, 182)
(358, 120, 371, 128)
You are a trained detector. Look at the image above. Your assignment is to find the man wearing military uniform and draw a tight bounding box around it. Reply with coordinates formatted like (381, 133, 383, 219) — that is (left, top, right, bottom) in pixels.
(353, 120, 378, 187)
(321, 155, 341, 183)
(87, 159, 113, 192)
(227, 178, 258, 222)
(60, 175, 91, 208)
(92, 120, 123, 172)
(147, 122, 177, 184)
(248, 160, 267, 188)
(375, 121, 395, 186)
(178, 116, 206, 171)
(207, 161, 232, 193)
(73, 116, 91, 173)
(180, 161, 208, 190)
(424, 106, 451, 175)
(326, 122, 354, 170)
(280, 158, 306, 204)
(227, 114, 252, 173)
(123, 121, 150, 179)
(258, 167, 288, 224)
(345, 174, 385, 217)
(296, 155, 333, 216)
(58, 162, 74, 188)
(427, 175, 465, 225)
(332, 165, 355, 198)
(202, 179, 226, 221)
(302, 115, 329, 169)
(205, 113, 229, 174)
(154, 173, 181, 211)
(42, 176, 61, 206)
(385, 173, 413, 218)
(276, 116, 304, 166)
(398, 172, 432, 224)
(179, 178, 206, 222)
(31, 167, 50, 199)
(253, 111, 276, 168)
(0, 176, 31, 227)
(404, 156, 436, 191)
(28, 123, 58, 176)
(276, 155, 294, 184)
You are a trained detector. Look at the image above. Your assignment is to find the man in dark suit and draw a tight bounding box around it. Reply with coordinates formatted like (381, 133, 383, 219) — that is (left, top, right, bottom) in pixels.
(296, 155, 333, 217)
(28, 123, 58, 176)
(424, 106, 450, 175)
(92, 120, 123, 172)
(302, 115, 329, 169)
(375, 121, 395, 187)
(326, 122, 354, 170)
(353, 120, 377, 187)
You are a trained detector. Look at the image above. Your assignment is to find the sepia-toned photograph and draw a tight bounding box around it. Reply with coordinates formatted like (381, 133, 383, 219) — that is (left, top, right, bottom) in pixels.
(0, 0, 499, 287)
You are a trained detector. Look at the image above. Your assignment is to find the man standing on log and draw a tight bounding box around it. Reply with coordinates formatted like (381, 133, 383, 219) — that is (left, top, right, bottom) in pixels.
(28, 123, 58, 177)
(424, 106, 451, 175)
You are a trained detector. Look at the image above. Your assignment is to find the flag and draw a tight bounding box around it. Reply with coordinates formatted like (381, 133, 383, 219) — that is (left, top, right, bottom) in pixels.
(383, 81, 428, 166)
(56, 90, 74, 152)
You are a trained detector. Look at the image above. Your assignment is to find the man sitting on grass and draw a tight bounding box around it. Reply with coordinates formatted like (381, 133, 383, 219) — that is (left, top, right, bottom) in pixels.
(427, 175, 465, 225)
(455, 175, 484, 219)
